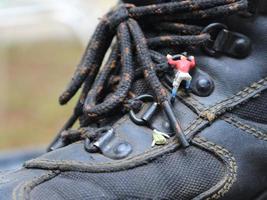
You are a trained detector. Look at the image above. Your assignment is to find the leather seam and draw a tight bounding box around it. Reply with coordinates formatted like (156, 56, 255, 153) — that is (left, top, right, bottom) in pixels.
(32, 78, 263, 172)
(12, 170, 60, 200)
(24, 118, 208, 172)
(24, 137, 237, 200)
(180, 77, 267, 120)
(24, 77, 266, 172)
(182, 94, 206, 112)
(200, 77, 267, 121)
(163, 81, 205, 113)
(24, 142, 179, 172)
(222, 116, 267, 141)
(205, 77, 267, 111)
(185, 116, 205, 135)
(193, 137, 237, 200)
(190, 95, 205, 110)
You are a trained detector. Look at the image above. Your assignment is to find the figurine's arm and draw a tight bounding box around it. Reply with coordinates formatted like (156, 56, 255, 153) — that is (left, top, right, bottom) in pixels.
(188, 56, 196, 69)
(168, 59, 177, 66)
(166, 54, 177, 66)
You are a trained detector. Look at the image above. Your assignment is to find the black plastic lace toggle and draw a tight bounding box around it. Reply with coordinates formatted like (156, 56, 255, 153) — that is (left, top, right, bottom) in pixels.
(202, 23, 251, 58)
(213, 29, 251, 58)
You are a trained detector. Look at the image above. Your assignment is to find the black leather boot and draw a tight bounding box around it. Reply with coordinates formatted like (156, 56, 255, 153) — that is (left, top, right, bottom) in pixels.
(1, 0, 266, 199)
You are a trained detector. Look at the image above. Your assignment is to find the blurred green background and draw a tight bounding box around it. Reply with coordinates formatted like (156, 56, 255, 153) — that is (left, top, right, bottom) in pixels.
(0, 0, 116, 150)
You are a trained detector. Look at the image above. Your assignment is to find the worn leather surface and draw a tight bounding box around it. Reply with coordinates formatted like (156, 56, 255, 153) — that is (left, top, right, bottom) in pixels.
(0, 7, 266, 200)
(200, 117, 267, 200)
(188, 15, 267, 109)
(27, 14, 267, 164)
(0, 169, 48, 200)
(29, 99, 199, 164)
(259, 0, 267, 14)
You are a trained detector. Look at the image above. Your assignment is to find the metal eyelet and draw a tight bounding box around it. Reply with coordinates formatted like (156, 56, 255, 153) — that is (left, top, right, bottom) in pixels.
(129, 94, 158, 126)
(84, 126, 113, 153)
(129, 94, 154, 125)
(201, 23, 228, 56)
(84, 126, 132, 159)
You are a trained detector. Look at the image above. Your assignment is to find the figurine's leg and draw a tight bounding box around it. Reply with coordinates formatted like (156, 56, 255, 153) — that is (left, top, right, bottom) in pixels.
(170, 73, 182, 104)
(184, 73, 192, 93)
(185, 79, 191, 90)
(171, 86, 179, 104)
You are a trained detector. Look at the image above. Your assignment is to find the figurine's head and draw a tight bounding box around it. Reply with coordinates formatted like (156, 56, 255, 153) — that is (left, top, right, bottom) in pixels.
(180, 55, 187, 60)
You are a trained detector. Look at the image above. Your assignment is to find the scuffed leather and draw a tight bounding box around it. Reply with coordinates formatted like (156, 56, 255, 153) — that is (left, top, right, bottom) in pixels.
(189, 15, 267, 109)
(0, 8, 266, 200)
(200, 117, 267, 200)
(28, 98, 199, 164)
(0, 169, 49, 200)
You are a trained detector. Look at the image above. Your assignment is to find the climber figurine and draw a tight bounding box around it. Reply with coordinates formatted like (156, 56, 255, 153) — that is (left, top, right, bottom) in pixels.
(167, 53, 196, 103)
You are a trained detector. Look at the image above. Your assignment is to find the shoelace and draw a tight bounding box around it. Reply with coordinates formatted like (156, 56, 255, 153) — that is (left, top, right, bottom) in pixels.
(48, 0, 248, 151)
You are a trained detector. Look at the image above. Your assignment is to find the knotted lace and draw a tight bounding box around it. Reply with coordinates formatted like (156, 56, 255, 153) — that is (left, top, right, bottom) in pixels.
(49, 0, 248, 150)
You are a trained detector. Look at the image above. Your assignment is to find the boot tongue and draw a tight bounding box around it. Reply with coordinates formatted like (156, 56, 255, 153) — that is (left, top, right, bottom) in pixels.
(258, 1, 267, 14)
(122, 0, 173, 6)
(248, 0, 267, 14)
(124, 0, 267, 13)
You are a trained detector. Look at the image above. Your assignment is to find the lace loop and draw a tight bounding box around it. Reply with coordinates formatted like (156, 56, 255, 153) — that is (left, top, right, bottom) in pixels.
(49, 0, 248, 151)
(107, 4, 133, 29)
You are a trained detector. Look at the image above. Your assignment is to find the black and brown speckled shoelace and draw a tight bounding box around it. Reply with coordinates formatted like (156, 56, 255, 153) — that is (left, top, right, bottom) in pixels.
(48, 0, 248, 151)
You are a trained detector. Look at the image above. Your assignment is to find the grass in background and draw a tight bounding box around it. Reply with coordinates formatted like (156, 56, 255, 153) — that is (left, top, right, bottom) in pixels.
(0, 40, 83, 150)
(0, 0, 117, 150)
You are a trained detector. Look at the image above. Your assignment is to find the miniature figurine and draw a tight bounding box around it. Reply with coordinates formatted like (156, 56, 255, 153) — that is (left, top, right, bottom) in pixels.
(167, 53, 196, 103)
(152, 129, 170, 147)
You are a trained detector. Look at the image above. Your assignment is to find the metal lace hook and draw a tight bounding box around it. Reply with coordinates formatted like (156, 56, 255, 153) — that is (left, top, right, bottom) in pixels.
(129, 94, 158, 126)
(84, 126, 114, 153)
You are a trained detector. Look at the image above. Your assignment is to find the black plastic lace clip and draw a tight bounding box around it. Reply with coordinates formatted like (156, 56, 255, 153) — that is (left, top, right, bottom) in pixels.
(202, 23, 251, 58)
(213, 29, 251, 58)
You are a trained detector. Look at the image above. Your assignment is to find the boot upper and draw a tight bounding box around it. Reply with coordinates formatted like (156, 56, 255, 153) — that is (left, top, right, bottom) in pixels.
(0, 1, 267, 200)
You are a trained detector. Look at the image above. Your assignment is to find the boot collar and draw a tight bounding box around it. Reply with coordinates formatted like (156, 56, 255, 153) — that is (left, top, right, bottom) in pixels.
(258, 0, 267, 14)
(122, 0, 171, 6)
(122, 0, 266, 14)
(248, 0, 267, 14)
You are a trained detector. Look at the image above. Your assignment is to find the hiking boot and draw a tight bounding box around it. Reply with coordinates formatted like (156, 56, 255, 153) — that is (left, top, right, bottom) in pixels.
(1, 0, 266, 199)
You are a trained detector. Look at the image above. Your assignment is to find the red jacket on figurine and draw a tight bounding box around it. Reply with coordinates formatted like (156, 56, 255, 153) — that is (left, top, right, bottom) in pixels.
(167, 55, 196, 73)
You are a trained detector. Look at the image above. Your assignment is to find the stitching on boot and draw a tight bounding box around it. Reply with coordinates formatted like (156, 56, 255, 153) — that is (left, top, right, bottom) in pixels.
(199, 77, 267, 121)
(24, 142, 179, 173)
(222, 116, 267, 141)
(24, 76, 266, 173)
(13, 170, 60, 200)
(23, 120, 226, 176)
(24, 78, 267, 172)
(185, 117, 206, 135)
(181, 94, 206, 113)
(179, 77, 267, 117)
(23, 137, 236, 200)
(193, 137, 237, 200)
(24, 117, 208, 172)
